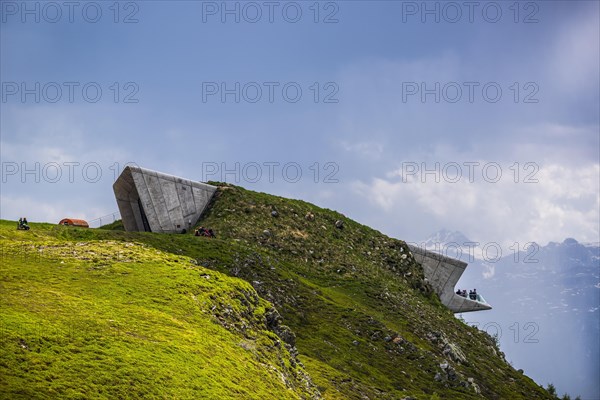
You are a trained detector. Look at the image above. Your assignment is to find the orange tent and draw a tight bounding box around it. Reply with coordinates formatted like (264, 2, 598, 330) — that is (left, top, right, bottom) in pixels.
(59, 218, 89, 228)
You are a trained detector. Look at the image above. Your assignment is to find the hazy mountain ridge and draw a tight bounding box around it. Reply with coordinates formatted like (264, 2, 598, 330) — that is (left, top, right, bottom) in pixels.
(418, 229, 599, 399)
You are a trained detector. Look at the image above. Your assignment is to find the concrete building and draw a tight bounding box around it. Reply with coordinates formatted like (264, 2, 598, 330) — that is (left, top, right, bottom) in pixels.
(113, 166, 217, 233)
(409, 245, 492, 313)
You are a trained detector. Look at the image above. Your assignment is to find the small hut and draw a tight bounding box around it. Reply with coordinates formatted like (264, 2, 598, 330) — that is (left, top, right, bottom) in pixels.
(59, 218, 89, 228)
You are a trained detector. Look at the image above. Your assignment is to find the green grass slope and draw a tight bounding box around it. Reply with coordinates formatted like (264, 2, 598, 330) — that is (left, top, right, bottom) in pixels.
(193, 184, 553, 400)
(0, 183, 554, 399)
(0, 221, 318, 399)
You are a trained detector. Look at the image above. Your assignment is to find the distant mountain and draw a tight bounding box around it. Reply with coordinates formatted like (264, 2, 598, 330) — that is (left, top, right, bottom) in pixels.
(418, 230, 600, 400)
(417, 228, 474, 251)
(412, 229, 487, 264)
(476, 237, 599, 319)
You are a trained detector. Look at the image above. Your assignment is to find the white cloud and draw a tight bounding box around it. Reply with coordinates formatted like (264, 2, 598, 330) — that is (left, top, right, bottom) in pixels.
(340, 140, 385, 159)
(352, 163, 600, 247)
(481, 263, 495, 279)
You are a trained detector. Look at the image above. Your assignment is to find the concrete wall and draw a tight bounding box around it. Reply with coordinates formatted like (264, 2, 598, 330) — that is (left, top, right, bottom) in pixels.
(113, 166, 217, 233)
(409, 245, 491, 313)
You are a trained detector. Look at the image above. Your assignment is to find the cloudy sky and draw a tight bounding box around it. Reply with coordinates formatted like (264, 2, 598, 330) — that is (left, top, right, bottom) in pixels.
(1, 1, 599, 250)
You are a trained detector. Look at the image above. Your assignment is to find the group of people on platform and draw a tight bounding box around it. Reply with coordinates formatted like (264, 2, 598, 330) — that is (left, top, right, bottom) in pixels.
(194, 227, 215, 238)
(456, 288, 479, 300)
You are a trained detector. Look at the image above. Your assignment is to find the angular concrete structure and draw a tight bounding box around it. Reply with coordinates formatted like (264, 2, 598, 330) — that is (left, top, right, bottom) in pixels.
(409, 245, 491, 313)
(113, 166, 217, 233)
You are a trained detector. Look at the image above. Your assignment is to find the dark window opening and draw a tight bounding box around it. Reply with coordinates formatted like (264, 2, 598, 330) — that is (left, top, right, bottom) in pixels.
(137, 198, 152, 232)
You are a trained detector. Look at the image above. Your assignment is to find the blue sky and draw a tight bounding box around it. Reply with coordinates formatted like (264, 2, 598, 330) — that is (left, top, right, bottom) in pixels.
(1, 1, 599, 246)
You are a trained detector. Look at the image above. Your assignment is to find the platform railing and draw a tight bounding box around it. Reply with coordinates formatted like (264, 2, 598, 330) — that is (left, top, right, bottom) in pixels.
(455, 292, 489, 304)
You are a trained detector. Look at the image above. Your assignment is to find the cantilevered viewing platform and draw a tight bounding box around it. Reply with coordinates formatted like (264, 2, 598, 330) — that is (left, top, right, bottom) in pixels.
(409, 245, 492, 313)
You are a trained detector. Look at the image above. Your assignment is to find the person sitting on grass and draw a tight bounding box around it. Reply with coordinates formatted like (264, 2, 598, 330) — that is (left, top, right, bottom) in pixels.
(17, 217, 30, 230)
(194, 227, 215, 238)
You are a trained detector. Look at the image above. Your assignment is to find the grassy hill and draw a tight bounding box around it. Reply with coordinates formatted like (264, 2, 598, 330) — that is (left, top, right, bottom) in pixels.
(0, 183, 554, 399)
